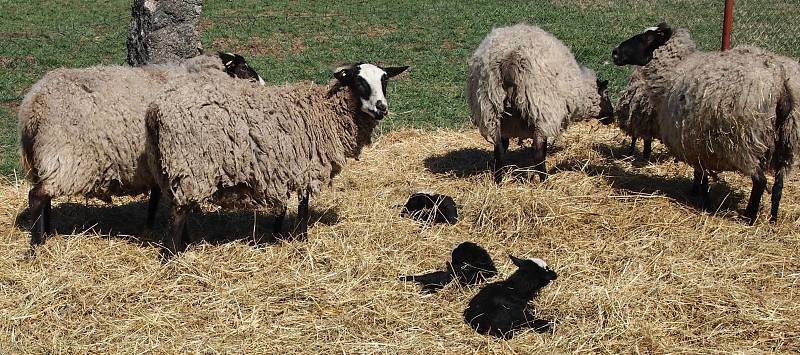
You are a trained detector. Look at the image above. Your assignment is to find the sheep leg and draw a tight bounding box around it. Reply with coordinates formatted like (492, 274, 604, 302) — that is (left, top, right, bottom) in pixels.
(743, 172, 767, 225)
(296, 193, 310, 240)
(690, 168, 710, 208)
(642, 139, 652, 161)
(628, 137, 637, 156)
(146, 186, 160, 228)
(28, 185, 52, 247)
(163, 205, 189, 258)
(273, 205, 287, 234)
(770, 167, 786, 224)
(493, 137, 507, 183)
(532, 137, 547, 182)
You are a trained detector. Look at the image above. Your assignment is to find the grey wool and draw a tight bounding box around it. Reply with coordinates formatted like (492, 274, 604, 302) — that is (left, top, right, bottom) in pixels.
(145, 78, 376, 209)
(615, 24, 800, 223)
(18, 54, 232, 201)
(655, 45, 800, 177)
(467, 23, 605, 142)
(616, 67, 659, 150)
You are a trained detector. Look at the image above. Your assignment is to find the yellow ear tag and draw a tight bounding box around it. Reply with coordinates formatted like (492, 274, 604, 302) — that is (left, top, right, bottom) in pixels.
(225, 60, 234, 67)
(340, 70, 347, 77)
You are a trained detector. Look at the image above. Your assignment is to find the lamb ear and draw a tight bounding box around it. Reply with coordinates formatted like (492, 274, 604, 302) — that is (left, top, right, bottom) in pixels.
(509, 255, 526, 268)
(218, 51, 237, 69)
(383, 66, 409, 78)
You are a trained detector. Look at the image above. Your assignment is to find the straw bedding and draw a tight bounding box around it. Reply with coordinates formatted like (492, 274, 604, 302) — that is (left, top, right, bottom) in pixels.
(1, 123, 798, 353)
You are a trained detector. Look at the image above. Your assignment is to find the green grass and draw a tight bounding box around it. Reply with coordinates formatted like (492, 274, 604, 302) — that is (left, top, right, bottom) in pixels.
(1, 0, 797, 177)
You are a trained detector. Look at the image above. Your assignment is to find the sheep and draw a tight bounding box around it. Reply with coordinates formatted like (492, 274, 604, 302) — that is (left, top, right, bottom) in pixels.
(400, 241, 497, 293)
(616, 67, 659, 160)
(612, 23, 800, 224)
(463, 255, 557, 339)
(19, 52, 265, 249)
(399, 192, 458, 225)
(467, 23, 614, 183)
(145, 63, 409, 256)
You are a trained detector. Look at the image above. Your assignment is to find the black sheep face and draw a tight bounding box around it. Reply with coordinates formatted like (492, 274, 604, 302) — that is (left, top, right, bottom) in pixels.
(509, 255, 558, 290)
(218, 52, 265, 85)
(611, 22, 673, 66)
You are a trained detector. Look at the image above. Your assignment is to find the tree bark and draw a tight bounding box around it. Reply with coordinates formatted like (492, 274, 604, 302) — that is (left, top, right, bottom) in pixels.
(126, 0, 203, 66)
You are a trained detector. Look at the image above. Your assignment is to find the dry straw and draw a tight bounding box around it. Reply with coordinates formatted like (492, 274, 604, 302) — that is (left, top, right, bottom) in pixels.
(1, 123, 798, 353)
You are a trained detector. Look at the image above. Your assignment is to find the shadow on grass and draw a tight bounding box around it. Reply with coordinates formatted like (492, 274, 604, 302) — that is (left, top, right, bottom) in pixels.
(14, 200, 340, 247)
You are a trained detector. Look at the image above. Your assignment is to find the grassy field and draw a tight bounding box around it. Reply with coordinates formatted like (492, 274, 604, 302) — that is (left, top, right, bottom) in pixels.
(1, 1, 799, 353)
(1, 0, 797, 177)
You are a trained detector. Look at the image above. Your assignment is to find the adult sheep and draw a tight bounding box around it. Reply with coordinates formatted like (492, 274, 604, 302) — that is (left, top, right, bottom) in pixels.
(616, 67, 659, 160)
(19, 52, 264, 249)
(612, 23, 800, 223)
(145, 63, 408, 256)
(467, 23, 614, 183)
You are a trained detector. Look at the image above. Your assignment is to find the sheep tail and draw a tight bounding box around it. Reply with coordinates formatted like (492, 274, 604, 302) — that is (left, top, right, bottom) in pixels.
(774, 75, 799, 173)
(499, 50, 534, 120)
(17, 92, 41, 183)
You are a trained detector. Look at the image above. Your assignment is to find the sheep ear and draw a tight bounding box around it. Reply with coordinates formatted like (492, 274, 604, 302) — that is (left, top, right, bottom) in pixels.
(383, 66, 409, 78)
(509, 255, 526, 268)
(334, 66, 353, 83)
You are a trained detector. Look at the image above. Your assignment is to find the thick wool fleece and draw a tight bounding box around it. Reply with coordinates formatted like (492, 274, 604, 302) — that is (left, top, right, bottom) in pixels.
(467, 23, 602, 142)
(146, 77, 377, 209)
(641, 29, 800, 175)
(18, 55, 231, 200)
(616, 67, 659, 142)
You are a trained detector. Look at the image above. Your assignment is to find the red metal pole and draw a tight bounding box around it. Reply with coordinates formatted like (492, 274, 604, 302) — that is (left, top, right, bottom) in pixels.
(721, 0, 735, 50)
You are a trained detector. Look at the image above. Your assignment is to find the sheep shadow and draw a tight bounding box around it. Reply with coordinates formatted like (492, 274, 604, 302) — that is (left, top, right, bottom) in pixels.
(424, 144, 548, 178)
(553, 156, 747, 214)
(593, 141, 674, 167)
(14, 200, 340, 247)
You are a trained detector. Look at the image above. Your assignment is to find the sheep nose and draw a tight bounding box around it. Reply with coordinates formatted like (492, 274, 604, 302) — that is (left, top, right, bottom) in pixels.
(611, 48, 618, 59)
(376, 101, 387, 113)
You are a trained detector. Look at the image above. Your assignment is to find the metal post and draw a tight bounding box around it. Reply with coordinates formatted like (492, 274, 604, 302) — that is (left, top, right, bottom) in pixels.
(721, 0, 735, 50)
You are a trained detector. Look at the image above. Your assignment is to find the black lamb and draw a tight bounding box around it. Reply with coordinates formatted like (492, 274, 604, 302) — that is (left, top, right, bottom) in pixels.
(400, 242, 497, 293)
(400, 193, 458, 225)
(463, 255, 557, 339)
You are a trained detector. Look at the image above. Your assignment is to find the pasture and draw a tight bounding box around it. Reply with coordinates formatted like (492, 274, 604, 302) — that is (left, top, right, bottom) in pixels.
(1, 0, 799, 353)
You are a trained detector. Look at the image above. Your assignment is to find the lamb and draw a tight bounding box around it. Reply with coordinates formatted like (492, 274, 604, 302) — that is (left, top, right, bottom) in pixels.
(19, 52, 265, 249)
(400, 241, 497, 293)
(463, 255, 557, 339)
(467, 23, 614, 183)
(612, 23, 800, 223)
(399, 192, 458, 225)
(145, 63, 408, 256)
(616, 67, 659, 160)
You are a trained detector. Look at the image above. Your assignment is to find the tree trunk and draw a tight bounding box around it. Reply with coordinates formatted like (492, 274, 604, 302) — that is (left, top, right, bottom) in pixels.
(126, 0, 203, 66)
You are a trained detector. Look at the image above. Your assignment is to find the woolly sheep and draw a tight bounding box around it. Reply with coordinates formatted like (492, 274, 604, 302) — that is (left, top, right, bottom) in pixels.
(145, 63, 408, 256)
(463, 255, 557, 339)
(400, 241, 497, 293)
(612, 23, 800, 223)
(616, 67, 659, 160)
(467, 23, 614, 183)
(19, 53, 264, 249)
